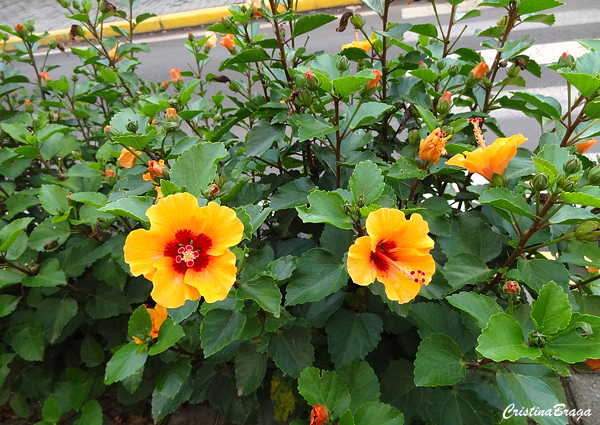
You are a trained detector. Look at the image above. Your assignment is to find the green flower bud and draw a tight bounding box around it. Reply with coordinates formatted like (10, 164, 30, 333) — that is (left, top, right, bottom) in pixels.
(48, 40, 58, 49)
(587, 165, 600, 185)
(408, 129, 421, 146)
(298, 89, 312, 107)
(342, 203, 354, 215)
(531, 172, 549, 192)
(575, 221, 600, 243)
(575, 322, 594, 338)
(228, 80, 240, 92)
(214, 173, 227, 189)
(213, 112, 223, 122)
(448, 65, 459, 77)
(58, 0, 70, 7)
(75, 25, 86, 37)
(507, 63, 520, 78)
(498, 14, 509, 27)
(563, 157, 582, 176)
(293, 73, 306, 88)
(356, 195, 366, 208)
(71, 150, 82, 160)
(126, 119, 138, 133)
(565, 54, 575, 70)
(350, 13, 364, 30)
(72, 0, 80, 10)
(490, 173, 506, 188)
(337, 55, 350, 72)
(0, 32, 8, 41)
(165, 121, 179, 133)
(437, 60, 445, 70)
(563, 181, 576, 191)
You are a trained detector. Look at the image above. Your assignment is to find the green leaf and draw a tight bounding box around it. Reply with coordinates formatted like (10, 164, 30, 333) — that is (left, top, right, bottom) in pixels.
(532, 157, 558, 183)
(333, 75, 373, 97)
(292, 114, 340, 142)
(479, 188, 538, 220)
(225, 46, 270, 66)
(68, 192, 107, 208)
(85, 287, 132, 319)
(170, 143, 228, 197)
(477, 313, 542, 361)
(12, 320, 45, 361)
(236, 274, 282, 317)
(22, 258, 66, 288)
(386, 157, 428, 180)
(167, 299, 199, 324)
(296, 190, 353, 229)
(560, 187, 600, 208)
(545, 313, 600, 363)
(518, 0, 563, 14)
(410, 23, 438, 37)
(326, 309, 383, 367)
(512, 91, 561, 119)
(428, 389, 494, 425)
(234, 341, 268, 396)
(113, 133, 154, 151)
(105, 343, 148, 384)
(446, 292, 503, 329)
(441, 253, 495, 289)
(99, 196, 155, 224)
(349, 161, 384, 205)
(271, 177, 315, 211)
(0, 217, 33, 251)
(344, 102, 394, 130)
(246, 120, 286, 157)
(414, 333, 465, 387)
(531, 281, 571, 335)
(128, 305, 153, 342)
(10, 393, 29, 419)
(0, 295, 20, 318)
(73, 400, 103, 425)
(200, 309, 246, 357)
(410, 68, 438, 84)
(286, 248, 350, 305)
(336, 361, 380, 412)
(267, 326, 315, 378)
(80, 335, 105, 368)
(353, 402, 405, 425)
(292, 13, 337, 36)
(438, 214, 502, 262)
(36, 298, 78, 344)
(517, 258, 570, 293)
(156, 358, 191, 398)
(148, 318, 185, 355)
(558, 72, 600, 97)
(42, 395, 60, 423)
(38, 185, 70, 216)
(28, 218, 70, 252)
(360, 0, 383, 14)
(298, 368, 351, 419)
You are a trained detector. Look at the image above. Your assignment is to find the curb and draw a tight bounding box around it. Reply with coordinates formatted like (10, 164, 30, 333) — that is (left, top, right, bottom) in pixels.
(5, 0, 362, 52)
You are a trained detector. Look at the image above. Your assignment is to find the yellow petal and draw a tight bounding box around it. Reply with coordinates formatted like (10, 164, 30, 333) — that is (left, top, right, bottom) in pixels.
(123, 228, 170, 278)
(151, 257, 200, 308)
(145, 192, 205, 235)
(198, 202, 244, 256)
(184, 249, 238, 303)
(347, 236, 377, 286)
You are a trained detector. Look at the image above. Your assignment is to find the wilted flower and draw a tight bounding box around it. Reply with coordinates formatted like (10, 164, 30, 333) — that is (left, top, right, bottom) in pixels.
(108, 43, 125, 63)
(117, 148, 140, 169)
(419, 127, 451, 164)
(39, 71, 51, 82)
(170, 68, 183, 83)
(309, 404, 330, 425)
(470, 61, 488, 79)
(576, 139, 596, 154)
(220, 34, 236, 51)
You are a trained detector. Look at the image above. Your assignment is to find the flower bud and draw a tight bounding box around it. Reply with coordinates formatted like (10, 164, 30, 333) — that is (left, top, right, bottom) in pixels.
(58, 0, 70, 7)
(0, 32, 8, 41)
(310, 404, 330, 425)
(531, 173, 549, 192)
(306, 72, 321, 91)
(159, 81, 169, 92)
(576, 322, 594, 338)
(564, 54, 575, 70)
(490, 173, 506, 188)
(105, 169, 116, 179)
(408, 129, 421, 146)
(166, 107, 178, 122)
(470, 61, 488, 79)
(437, 91, 452, 116)
(448, 65, 459, 77)
(575, 221, 600, 243)
(294, 73, 306, 88)
(75, 25, 86, 37)
(188, 32, 194, 42)
(342, 203, 354, 215)
(587, 165, 600, 185)
(15, 23, 24, 35)
(71, 150, 82, 160)
(214, 173, 227, 188)
(337, 55, 350, 72)
(503, 281, 520, 294)
(24, 99, 33, 113)
(298, 89, 312, 107)
(228, 80, 240, 92)
(104, 125, 120, 139)
(72, 0, 80, 9)
(498, 14, 509, 27)
(350, 13, 364, 30)
(39, 71, 51, 83)
(126, 119, 139, 133)
(507, 63, 520, 78)
(563, 157, 582, 176)
(165, 121, 179, 132)
(48, 40, 58, 49)
(356, 195, 366, 208)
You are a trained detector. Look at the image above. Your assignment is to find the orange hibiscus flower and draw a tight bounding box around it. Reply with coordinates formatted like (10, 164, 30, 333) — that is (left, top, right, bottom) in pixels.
(123, 193, 244, 308)
(143, 159, 167, 184)
(342, 30, 374, 52)
(310, 404, 330, 425)
(117, 148, 140, 168)
(133, 304, 168, 344)
(347, 208, 435, 304)
(220, 34, 236, 51)
(470, 61, 488, 79)
(366, 69, 381, 90)
(576, 139, 596, 154)
(419, 127, 451, 164)
(585, 358, 600, 371)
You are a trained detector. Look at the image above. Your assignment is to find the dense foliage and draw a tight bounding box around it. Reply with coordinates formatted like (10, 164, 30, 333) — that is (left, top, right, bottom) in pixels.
(1, 0, 600, 424)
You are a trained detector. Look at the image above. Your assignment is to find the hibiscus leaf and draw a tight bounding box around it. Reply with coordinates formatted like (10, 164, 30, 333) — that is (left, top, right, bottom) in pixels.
(296, 190, 353, 230)
(414, 333, 465, 387)
(297, 367, 351, 419)
(200, 309, 246, 357)
(104, 342, 148, 384)
(148, 318, 185, 355)
(266, 326, 315, 378)
(531, 281, 571, 335)
(128, 306, 153, 342)
(170, 142, 228, 197)
(349, 160, 384, 206)
(326, 309, 383, 367)
(234, 341, 268, 396)
(446, 292, 503, 329)
(476, 313, 542, 362)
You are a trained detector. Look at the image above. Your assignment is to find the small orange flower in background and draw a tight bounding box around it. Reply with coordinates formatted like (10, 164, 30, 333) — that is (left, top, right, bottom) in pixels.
(108, 43, 125, 63)
(166, 107, 178, 122)
(133, 304, 168, 344)
(123, 192, 244, 308)
(342, 30, 373, 52)
(347, 208, 435, 304)
(104, 169, 116, 179)
(310, 404, 330, 425)
(143, 159, 167, 183)
(161, 81, 170, 89)
(585, 359, 600, 371)
(248, 0, 262, 17)
(576, 139, 596, 154)
(419, 127, 451, 164)
(205, 32, 217, 49)
(440, 91, 452, 105)
(39, 71, 51, 82)
(220, 34, 236, 51)
(170, 68, 183, 83)
(470, 61, 488, 79)
(446, 118, 526, 180)
(117, 148, 141, 169)
(366, 69, 381, 90)
(587, 266, 598, 273)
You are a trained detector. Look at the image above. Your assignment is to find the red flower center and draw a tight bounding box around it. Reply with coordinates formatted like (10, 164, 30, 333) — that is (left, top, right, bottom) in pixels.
(164, 229, 212, 274)
(370, 240, 426, 283)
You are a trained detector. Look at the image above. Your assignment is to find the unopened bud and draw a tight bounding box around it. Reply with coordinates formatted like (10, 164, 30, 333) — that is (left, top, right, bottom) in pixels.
(166, 107, 178, 122)
(104, 125, 120, 138)
(306, 72, 320, 91)
(75, 25, 85, 37)
(58, 0, 70, 7)
(342, 203, 353, 215)
(575, 322, 594, 338)
(126, 119, 138, 133)
(587, 165, 600, 185)
(159, 81, 169, 92)
(437, 91, 452, 116)
(507, 63, 520, 78)
(298, 89, 312, 107)
(0, 33, 8, 41)
(490, 173, 506, 188)
(408, 129, 421, 146)
(48, 40, 58, 49)
(575, 221, 600, 243)
(448, 65, 459, 77)
(294, 73, 306, 88)
(563, 157, 582, 176)
(15, 23, 24, 34)
(188, 32, 194, 41)
(531, 173, 549, 192)
(350, 13, 364, 30)
(503, 281, 520, 294)
(24, 99, 33, 113)
(214, 173, 227, 188)
(213, 112, 222, 122)
(228, 80, 240, 92)
(356, 195, 366, 208)
(165, 121, 179, 132)
(565, 54, 575, 70)
(337, 55, 350, 72)
(105, 169, 116, 179)
(498, 14, 509, 27)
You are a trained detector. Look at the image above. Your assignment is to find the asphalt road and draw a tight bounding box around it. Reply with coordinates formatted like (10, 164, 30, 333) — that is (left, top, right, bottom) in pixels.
(22, 0, 600, 151)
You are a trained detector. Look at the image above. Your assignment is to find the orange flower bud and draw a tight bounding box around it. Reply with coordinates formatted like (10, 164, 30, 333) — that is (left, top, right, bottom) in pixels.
(585, 358, 600, 371)
(440, 91, 452, 105)
(249, 0, 262, 17)
(306, 71, 314, 81)
(105, 169, 116, 178)
(170, 68, 183, 83)
(16, 23, 24, 33)
(587, 266, 598, 274)
(561, 51, 569, 60)
(366, 69, 381, 90)
(143, 159, 167, 183)
(418, 61, 426, 68)
(205, 32, 217, 49)
(220, 34, 236, 51)
(209, 183, 219, 195)
(470, 61, 488, 79)
(576, 139, 596, 154)
(24, 99, 32, 106)
(161, 81, 170, 89)
(505, 281, 520, 294)
(310, 404, 330, 425)
(166, 108, 178, 122)
(117, 148, 140, 169)
(39, 71, 51, 82)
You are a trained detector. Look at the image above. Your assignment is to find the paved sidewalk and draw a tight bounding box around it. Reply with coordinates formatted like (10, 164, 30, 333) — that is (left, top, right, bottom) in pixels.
(2, 0, 243, 33)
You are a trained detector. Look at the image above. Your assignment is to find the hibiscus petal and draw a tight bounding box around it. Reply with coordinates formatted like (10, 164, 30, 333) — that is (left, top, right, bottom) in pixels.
(199, 202, 245, 256)
(184, 250, 238, 303)
(377, 248, 435, 304)
(347, 236, 377, 286)
(151, 257, 201, 308)
(146, 192, 206, 235)
(123, 228, 169, 277)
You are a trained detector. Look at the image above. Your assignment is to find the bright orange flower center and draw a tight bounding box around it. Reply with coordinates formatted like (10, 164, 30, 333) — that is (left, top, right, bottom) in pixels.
(370, 240, 427, 284)
(166, 230, 212, 273)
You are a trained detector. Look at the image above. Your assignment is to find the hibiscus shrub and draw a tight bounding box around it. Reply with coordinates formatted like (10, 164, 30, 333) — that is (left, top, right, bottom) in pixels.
(1, 0, 600, 424)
